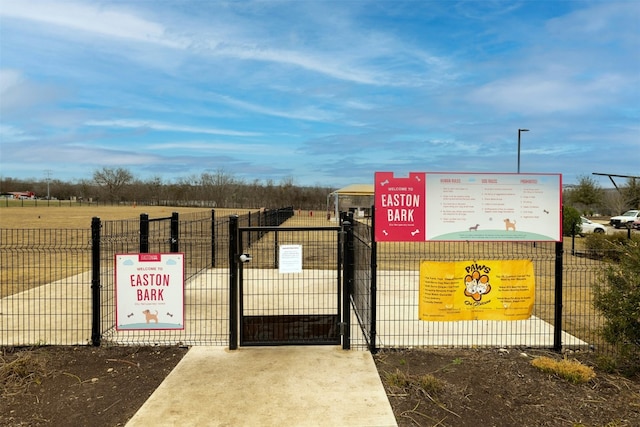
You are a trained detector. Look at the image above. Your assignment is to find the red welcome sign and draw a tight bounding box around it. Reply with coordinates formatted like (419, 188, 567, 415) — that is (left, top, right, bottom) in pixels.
(374, 172, 426, 242)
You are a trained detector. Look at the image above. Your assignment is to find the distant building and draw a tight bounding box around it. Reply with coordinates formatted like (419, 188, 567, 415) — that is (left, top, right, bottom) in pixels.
(4, 191, 36, 199)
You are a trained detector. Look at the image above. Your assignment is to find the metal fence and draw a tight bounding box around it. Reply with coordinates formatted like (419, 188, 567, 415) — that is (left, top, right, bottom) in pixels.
(344, 213, 377, 352)
(348, 216, 636, 356)
(1, 207, 634, 356)
(1, 228, 93, 345)
(95, 207, 296, 346)
(95, 210, 229, 346)
(0, 208, 296, 347)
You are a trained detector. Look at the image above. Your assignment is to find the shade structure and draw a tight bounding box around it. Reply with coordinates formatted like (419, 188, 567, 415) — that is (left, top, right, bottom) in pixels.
(327, 184, 374, 220)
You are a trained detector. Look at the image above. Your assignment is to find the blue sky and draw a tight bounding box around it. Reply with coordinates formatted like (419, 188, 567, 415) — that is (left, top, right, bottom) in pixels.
(0, 0, 638, 188)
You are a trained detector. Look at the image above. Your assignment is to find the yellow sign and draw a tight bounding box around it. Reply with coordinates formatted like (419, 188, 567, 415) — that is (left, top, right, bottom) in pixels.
(419, 260, 535, 321)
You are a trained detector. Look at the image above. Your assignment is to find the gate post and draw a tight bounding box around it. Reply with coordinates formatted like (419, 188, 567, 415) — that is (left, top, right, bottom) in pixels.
(370, 204, 378, 353)
(553, 240, 564, 352)
(342, 215, 354, 350)
(90, 217, 101, 347)
(211, 209, 216, 268)
(170, 212, 179, 253)
(140, 213, 149, 253)
(229, 215, 239, 350)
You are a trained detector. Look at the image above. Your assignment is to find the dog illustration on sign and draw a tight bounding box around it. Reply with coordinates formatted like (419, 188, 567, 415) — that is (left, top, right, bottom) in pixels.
(504, 219, 517, 231)
(142, 309, 159, 323)
(464, 270, 492, 302)
(468, 224, 480, 231)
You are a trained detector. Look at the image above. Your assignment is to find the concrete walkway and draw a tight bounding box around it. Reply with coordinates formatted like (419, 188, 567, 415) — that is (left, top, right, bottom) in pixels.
(125, 346, 397, 427)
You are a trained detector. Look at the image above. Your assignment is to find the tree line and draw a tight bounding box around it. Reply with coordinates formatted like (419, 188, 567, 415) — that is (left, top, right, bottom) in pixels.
(564, 175, 640, 216)
(0, 168, 336, 210)
(2, 169, 638, 215)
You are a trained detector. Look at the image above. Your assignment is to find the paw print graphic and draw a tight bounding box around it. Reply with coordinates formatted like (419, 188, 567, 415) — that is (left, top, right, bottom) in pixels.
(464, 270, 491, 302)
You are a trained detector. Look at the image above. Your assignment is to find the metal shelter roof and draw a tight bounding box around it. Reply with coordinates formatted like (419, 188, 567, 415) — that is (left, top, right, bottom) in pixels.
(329, 184, 374, 196)
(592, 173, 640, 191)
(327, 184, 374, 219)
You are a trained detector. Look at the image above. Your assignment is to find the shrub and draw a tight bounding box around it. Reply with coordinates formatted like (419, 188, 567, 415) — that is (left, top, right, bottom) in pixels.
(383, 369, 445, 396)
(592, 240, 640, 374)
(531, 356, 595, 384)
(584, 232, 640, 261)
(563, 205, 582, 237)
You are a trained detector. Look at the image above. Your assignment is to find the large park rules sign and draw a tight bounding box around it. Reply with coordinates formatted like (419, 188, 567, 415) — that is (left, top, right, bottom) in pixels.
(115, 253, 185, 330)
(375, 171, 562, 242)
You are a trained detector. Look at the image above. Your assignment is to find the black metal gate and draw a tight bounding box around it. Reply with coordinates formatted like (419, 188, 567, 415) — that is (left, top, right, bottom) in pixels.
(229, 218, 349, 348)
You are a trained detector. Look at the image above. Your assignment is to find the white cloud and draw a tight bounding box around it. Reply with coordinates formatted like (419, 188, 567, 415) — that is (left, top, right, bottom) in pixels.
(0, 124, 34, 142)
(211, 94, 339, 122)
(0, 68, 62, 114)
(467, 72, 628, 115)
(85, 119, 262, 137)
(147, 141, 289, 156)
(0, 69, 23, 93)
(0, 0, 186, 48)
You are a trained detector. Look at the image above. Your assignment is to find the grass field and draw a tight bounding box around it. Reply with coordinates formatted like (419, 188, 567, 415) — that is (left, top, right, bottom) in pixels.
(0, 204, 250, 228)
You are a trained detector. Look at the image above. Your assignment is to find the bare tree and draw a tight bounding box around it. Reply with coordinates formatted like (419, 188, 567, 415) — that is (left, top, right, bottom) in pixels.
(622, 178, 640, 210)
(603, 189, 625, 216)
(93, 167, 134, 202)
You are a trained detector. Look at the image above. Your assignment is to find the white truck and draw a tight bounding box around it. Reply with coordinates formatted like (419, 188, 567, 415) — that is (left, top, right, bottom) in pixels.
(609, 210, 640, 228)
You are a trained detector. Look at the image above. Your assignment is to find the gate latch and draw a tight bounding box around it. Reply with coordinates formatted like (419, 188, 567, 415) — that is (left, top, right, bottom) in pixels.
(238, 253, 252, 263)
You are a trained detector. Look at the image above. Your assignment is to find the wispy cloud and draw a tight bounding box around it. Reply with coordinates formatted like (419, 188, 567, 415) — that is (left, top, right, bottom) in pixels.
(85, 120, 262, 137)
(210, 94, 340, 122)
(0, 124, 35, 142)
(0, 0, 185, 48)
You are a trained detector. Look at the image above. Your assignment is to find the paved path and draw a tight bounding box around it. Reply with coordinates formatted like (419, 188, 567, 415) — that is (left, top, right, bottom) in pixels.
(126, 346, 398, 427)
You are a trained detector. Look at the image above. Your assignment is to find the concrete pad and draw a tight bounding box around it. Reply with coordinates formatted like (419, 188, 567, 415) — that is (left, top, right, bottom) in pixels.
(126, 346, 397, 427)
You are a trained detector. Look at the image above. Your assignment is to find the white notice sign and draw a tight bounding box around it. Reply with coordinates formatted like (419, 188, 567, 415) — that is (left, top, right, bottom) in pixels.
(279, 245, 302, 273)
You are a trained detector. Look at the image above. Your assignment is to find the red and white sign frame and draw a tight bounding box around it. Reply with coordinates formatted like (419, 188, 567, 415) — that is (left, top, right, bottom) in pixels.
(115, 253, 185, 330)
(375, 172, 562, 242)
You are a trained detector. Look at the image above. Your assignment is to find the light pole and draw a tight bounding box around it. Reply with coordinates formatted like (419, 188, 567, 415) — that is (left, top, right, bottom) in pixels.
(517, 129, 529, 173)
(44, 169, 52, 200)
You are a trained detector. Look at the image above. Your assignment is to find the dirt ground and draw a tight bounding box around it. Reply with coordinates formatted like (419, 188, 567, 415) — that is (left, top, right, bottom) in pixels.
(0, 346, 189, 427)
(375, 347, 640, 427)
(2, 346, 639, 427)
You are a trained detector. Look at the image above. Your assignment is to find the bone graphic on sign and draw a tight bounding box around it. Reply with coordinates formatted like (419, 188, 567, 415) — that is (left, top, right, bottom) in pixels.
(415, 176, 421, 181)
(411, 229, 420, 236)
(382, 230, 389, 236)
(380, 179, 389, 186)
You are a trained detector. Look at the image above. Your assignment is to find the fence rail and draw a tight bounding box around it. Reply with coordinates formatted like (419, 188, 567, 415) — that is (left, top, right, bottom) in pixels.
(1, 228, 93, 345)
(1, 208, 634, 358)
